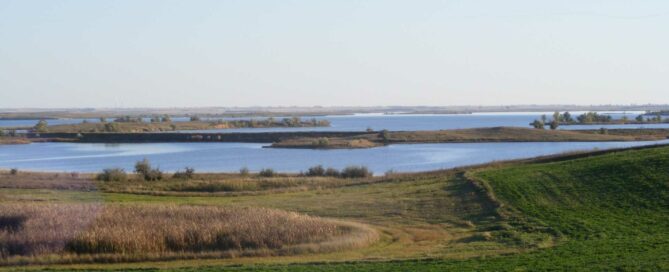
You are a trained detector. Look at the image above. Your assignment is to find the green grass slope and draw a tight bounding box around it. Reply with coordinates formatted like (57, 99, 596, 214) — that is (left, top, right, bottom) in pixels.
(177, 145, 668, 272)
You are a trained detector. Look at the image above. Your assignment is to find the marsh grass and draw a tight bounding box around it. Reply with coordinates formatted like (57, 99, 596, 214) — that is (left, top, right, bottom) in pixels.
(0, 171, 96, 191)
(0, 204, 377, 265)
(99, 175, 384, 195)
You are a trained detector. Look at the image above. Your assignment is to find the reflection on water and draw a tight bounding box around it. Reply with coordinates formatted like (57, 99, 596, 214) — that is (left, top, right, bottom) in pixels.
(1, 140, 666, 174)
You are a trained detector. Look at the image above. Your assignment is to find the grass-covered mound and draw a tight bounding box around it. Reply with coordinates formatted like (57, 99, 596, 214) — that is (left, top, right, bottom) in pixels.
(168, 145, 669, 271)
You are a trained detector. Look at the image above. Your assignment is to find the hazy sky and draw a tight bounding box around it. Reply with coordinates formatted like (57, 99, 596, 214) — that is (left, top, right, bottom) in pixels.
(1, 1, 668, 108)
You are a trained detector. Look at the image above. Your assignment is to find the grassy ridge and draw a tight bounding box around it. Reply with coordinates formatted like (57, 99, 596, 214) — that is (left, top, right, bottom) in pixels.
(158, 145, 669, 271)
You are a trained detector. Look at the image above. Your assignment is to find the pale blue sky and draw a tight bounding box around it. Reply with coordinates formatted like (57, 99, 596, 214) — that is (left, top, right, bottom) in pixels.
(1, 1, 667, 108)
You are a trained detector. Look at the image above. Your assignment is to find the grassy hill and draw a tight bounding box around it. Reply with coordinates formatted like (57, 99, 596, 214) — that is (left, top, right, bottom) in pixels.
(181, 145, 669, 271)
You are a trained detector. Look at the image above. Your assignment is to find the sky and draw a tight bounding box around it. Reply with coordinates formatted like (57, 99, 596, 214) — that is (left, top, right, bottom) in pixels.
(0, 0, 668, 108)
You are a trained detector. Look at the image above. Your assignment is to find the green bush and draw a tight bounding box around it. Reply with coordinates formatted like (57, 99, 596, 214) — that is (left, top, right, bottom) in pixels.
(259, 168, 275, 177)
(96, 168, 127, 182)
(306, 165, 325, 176)
(172, 167, 195, 179)
(239, 167, 250, 176)
(33, 120, 48, 133)
(324, 167, 340, 177)
(134, 159, 163, 181)
(341, 166, 373, 178)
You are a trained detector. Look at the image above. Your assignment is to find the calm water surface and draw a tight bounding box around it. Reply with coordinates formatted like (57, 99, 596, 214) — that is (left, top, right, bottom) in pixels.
(1, 140, 666, 173)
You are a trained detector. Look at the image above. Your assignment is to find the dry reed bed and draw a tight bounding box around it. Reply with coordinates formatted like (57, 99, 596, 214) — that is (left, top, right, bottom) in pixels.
(0, 172, 97, 191)
(0, 203, 377, 265)
(99, 176, 384, 195)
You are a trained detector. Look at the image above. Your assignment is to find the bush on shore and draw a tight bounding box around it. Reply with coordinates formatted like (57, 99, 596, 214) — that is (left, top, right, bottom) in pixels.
(134, 159, 163, 181)
(306, 165, 325, 176)
(172, 167, 195, 179)
(304, 165, 372, 178)
(96, 168, 127, 181)
(341, 166, 373, 178)
(259, 168, 275, 177)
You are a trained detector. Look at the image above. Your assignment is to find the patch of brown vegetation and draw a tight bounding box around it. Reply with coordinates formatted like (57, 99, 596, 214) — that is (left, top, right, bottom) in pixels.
(0, 137, 31, 145)
(269, 127, 665, 149)
(0, 204, 377, 265)
(270, 138, 381, 149)
(375, 127, 660, 142)
(0, 171, 96, 191)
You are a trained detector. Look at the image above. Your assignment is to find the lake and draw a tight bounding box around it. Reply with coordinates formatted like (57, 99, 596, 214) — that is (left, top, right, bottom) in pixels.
(1, 140, 666, 174)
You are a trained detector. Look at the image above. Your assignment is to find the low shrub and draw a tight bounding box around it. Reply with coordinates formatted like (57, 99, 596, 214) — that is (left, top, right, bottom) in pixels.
(259, 168, 275, 177)
(134, 159, 163, 181)
(9, 168, 18, 175)
(96, 168, 127, 182)
(173, 167, 195, 179)
(325, 168, 341, 177)
(239, 167, 250, 176)
(341, 166, 373, 178)
(306, 165, 325, 176)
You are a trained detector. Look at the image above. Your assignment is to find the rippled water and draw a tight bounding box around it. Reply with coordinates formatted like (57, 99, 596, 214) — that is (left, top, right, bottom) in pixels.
(1, 140, 666, 173)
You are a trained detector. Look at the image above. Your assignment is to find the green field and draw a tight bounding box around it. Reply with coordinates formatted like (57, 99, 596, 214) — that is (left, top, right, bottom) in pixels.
(1, 145, 668, 271)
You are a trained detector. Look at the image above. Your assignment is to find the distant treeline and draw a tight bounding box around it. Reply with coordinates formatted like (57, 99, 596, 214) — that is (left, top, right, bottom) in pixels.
(531, 111, 669, 129)
(25, 116, 330, 133)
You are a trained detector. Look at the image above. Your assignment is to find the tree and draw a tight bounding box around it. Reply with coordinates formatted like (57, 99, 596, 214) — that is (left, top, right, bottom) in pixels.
(552, 111, 561, 123)
(99, 117, 107, 123)
(134, 158, 163, 181)
(531, 120, 545, 129)
(549, 120, 559, 130)
(563, 112, 573, 123)
(306, 165, 325, 176)
(636, 115, 645, 122)
(161, 115, 172, 122)
(134, 159, 151, 176)
(541, 114, 547, 123)
(379, 129, 390, 142)
(190, 116, 201, 122)
(104, 122, 120, 132)
(33, 120, 48, 133)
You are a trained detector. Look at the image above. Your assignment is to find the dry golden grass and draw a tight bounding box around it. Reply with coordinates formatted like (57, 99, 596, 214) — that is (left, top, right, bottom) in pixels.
(0, 137, 31, 145)
(376, 127, 661, 142)
(0, 171, 96, 191)
(270, 138, 381, 149)
(0, 203, 377, 265)
(269, 127, 668, 150)
(98, 175, 385, 196)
